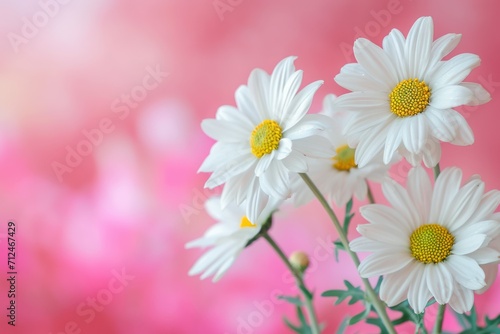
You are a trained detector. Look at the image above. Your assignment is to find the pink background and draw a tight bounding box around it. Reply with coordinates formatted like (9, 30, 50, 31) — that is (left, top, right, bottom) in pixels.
(0, 0, 499, 333)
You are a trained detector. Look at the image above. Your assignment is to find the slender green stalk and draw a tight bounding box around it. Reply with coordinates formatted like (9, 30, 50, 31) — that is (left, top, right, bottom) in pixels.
(433, 163, 441, 179)
(299, 173, 396, 334)
(262, 232, 321, 334)
(366, 182, 375, 204)
(432, 304, 446, 334)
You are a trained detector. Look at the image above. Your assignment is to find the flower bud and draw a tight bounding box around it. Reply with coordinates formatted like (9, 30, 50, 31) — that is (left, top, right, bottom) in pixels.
(289, 251, 310, 273)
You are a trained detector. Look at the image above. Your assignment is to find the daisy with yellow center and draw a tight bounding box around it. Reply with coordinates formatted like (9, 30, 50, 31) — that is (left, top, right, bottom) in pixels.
(350, 167, 500, 314)
(332, 145, 357, 171)
(250, 120, 282, 158)
(199, 56, 331, 222)
(334, 16, 491, 168)
(389, 78, 431, 118)
(186, 196, 279, 282)
(292, 94, 389, 207)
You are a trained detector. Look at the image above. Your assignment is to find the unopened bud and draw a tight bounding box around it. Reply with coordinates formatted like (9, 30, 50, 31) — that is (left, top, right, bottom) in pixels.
(289, 251, 310, 272)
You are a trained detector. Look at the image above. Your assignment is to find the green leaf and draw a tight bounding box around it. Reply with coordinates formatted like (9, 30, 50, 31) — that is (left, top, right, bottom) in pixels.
(322, 280, 365, 306)
(343, 198, 355, 235)
(283, 305, 313, 334)
(482, 314, 500, 333)
(457, 309, 500, 334)
(333, 239, 345, 262)
(284, 317, 303, 333)
(349, 305, 371, 325)
(366, 300, 434, 334)
(277, 295, 303, 306)
(336, 316, 350, 334)
(334, 199, 355, 262)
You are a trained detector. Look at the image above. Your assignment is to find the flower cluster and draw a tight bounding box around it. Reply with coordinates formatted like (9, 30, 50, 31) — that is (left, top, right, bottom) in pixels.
(187, 16, 499, 333)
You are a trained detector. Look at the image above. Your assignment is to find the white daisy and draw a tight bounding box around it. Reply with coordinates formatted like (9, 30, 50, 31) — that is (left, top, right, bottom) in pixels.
(199, 56, 331, 222)
(334, 16, 491, 168)
(186, 196, 279, 282)
(350, 167, 500, 313)
(292, 94, 389, 207)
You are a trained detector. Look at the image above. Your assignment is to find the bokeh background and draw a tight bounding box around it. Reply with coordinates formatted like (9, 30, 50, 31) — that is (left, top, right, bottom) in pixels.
(0, 0, 499, 333)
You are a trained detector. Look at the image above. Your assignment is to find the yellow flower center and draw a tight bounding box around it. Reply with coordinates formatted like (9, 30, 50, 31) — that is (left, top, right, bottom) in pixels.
(332, 145, 357, 171)
(240, 216, 256, 228)
(250, 120, 283, 158)
(410, 224, 454, 264)
(389, 78, 431, 117)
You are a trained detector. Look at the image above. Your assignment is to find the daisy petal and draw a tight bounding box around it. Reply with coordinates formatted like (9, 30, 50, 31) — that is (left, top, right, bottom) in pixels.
(430, 53, 480, 88)
(384, 119, 404, 163)
(476, 263, 499, 294)
(270, 56, 297, 121)
(428, 33, 461, 70)
(430, 167, 462, 224)
(360, 204, 411, 233)
(201, 119, 248, 142)
(408, 263, 432, 313)
(445, 255, 485, 290)
(402, 114, 428, 154)
(276, 138, 292, 160)
(461, 82, 491, 106)
(354, 38, 398, 89)
(453, 234, 487, 256)
(448, 283, 474, 313)
(380, 263, 418, 306)
(282, 151, 308, 173)
(424, 107, 457, 142)
(245, 179, 269, 223)
(282, 80, 324, 130)
(350, 237, 389, 252)
(469, 190, 500, 224)
(405, 16, 433, 78)
(247, 68, 270, 119)
(448, 111, 474, 146)
(468, 247, 500, 265)
(255, 152, 275, 176)
(430, 85, 473, 109)
(426, 264, 453, 304)
(204, 154, 255, 188)
(357, 252, 413, 277)
(234, 86, 261, 124)
(260, 162, 290, 199)
(382, 178, 420, 229)
(212, 256, 237, 282)
(355, 120, 392, 167)
(443, 177, 484, 232)
(382, 28, 406, 81)
(284, 114, 330, 140)
(334, 63, 384, 91)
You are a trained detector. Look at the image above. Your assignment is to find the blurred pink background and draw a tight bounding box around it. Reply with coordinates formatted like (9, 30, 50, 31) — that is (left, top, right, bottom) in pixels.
(0, 0, 499, 333)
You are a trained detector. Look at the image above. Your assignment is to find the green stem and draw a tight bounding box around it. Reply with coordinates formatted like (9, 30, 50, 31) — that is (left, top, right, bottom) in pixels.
(433, 163, 441, 179)
(432, 304, 446, 334)
(262, 232, 321, 334)
(299, 173, 396, 334)
(366, 182, 375, 204)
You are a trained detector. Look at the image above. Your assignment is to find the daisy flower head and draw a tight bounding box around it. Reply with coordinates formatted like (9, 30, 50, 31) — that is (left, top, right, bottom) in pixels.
(186, 196, 280, 282)
(292, 94, 389, 207)
(334, 16, 491, 168)
(350, 167, 500, 313)
(199, 56, 331, 222)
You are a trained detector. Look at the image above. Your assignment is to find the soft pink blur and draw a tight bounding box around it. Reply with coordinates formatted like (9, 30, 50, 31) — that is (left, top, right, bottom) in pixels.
(0, 1, 499, 333)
